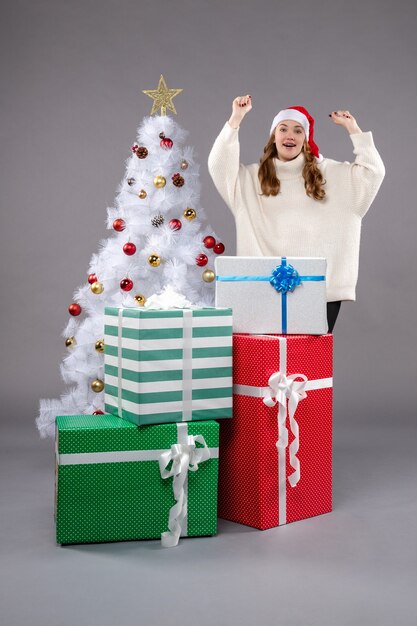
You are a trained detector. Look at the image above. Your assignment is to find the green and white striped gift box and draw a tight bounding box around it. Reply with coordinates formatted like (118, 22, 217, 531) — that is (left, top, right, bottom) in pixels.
(104, 307, 233, 426)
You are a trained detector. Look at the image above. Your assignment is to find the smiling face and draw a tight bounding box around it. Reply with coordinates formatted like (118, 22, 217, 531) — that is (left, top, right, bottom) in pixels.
(274, 120, 306, 161)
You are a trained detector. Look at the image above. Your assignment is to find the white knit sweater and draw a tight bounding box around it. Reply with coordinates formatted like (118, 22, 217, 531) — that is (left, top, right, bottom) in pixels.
(208, 122, 385, 301)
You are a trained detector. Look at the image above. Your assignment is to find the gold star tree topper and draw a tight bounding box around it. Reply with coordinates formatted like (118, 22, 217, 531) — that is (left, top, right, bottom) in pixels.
(142, 75, 183, 116)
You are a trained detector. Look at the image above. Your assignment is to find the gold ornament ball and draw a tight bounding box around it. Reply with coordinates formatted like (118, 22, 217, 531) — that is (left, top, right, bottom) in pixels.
(202, 269, 216, 283)
(138, 189, 147, 199)
(184, 207, 197, 221)
(180, 159, 189, 170)
(134, 294, 146, 306)
(65, 336, 76, 348)
(91, 378, 104, 393)
(95, 339, 105, 353)
(153, 175, 166, 189)
(90, 281, 104, 294)
(148, 254, 161, 267)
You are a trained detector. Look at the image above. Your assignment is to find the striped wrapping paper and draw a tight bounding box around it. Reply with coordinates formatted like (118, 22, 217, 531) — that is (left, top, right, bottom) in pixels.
(104, 307, 233, 426)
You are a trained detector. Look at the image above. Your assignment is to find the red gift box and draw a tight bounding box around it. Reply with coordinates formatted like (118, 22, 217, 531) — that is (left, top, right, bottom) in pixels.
(218, 333, 333, 529)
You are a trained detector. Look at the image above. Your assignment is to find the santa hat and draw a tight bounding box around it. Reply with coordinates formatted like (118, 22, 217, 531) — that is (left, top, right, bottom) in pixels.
(270, 106, 323, 162)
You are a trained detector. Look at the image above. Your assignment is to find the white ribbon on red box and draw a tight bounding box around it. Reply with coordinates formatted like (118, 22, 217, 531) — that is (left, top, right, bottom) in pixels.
(233, 336, 332, 525)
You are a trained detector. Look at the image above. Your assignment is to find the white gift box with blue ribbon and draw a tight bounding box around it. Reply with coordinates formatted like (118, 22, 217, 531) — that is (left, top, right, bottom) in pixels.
(215, 256, 327, 335)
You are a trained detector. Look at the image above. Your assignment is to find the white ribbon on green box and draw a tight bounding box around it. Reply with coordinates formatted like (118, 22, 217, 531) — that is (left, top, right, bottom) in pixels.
(56, 422, 218, 547)
(159, 422, 212, 547)
(233, 336, 332, 525)
(116, 309, 194, 421)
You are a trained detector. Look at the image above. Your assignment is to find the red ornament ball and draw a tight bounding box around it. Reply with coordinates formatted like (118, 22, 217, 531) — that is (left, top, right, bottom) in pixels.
(88, 273, 98, 284)
(120, 278, 133, 291)
(160, 136, 174, 150)
(169, 218, 182, 231)
(213, 242, 225, 254)
(196, 254, 208, 267)
(92, 410, 104, 415)
(203, 235, 216, 249)
(113, 218, 126, 232)
(68, 303, 82, 316)
(123, 242, 136, 256)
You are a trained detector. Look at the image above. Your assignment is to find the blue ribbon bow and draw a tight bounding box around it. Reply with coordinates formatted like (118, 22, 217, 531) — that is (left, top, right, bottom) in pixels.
(269, 262, 301, 294)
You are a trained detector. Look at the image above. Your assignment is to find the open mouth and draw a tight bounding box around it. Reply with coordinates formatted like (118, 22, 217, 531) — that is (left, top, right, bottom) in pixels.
(283, 142, 296, 148)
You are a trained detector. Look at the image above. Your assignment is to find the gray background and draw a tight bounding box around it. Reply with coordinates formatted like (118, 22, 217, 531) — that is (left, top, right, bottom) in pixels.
(1, 1, 416, 624)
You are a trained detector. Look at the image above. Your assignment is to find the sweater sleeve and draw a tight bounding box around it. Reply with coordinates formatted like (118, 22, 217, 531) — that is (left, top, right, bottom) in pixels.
(208, 121, 247, 215)
(342, 131, 386, 218)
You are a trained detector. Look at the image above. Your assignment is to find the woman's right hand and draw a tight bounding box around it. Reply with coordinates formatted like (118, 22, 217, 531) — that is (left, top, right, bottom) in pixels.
(228, 95, 252, 129)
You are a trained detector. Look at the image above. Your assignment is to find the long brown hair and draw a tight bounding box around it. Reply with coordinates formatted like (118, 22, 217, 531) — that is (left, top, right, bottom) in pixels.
(258, 135, 326, 200)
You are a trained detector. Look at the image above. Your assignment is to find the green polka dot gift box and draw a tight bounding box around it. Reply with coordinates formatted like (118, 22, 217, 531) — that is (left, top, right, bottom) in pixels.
(55, 414, 219, 547)
(104, 307, 233, 426)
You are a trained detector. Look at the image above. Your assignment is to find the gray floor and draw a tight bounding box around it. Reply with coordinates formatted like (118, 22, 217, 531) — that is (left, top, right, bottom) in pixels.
(1, 413, 416, 626)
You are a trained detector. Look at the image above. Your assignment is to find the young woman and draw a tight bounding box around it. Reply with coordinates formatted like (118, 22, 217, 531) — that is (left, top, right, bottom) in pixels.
(208, 96, 385, 331)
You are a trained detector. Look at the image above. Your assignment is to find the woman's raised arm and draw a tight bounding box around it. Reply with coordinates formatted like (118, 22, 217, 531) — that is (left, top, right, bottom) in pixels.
(328, 110, 385, 217)
(228, 95, 252, 129)
(208, 95, 253, 215)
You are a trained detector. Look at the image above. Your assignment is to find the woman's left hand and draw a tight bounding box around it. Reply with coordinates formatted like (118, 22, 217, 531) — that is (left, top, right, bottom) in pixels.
(329, 110, 362, 135)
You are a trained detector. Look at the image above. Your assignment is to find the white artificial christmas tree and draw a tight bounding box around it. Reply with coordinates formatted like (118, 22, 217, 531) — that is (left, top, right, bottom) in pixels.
(37, 76, 225, 438)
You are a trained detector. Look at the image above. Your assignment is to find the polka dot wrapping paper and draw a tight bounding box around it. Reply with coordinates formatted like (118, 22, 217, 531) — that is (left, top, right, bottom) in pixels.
(218, 334, 333, 529)
(55, 415, 219, 545)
